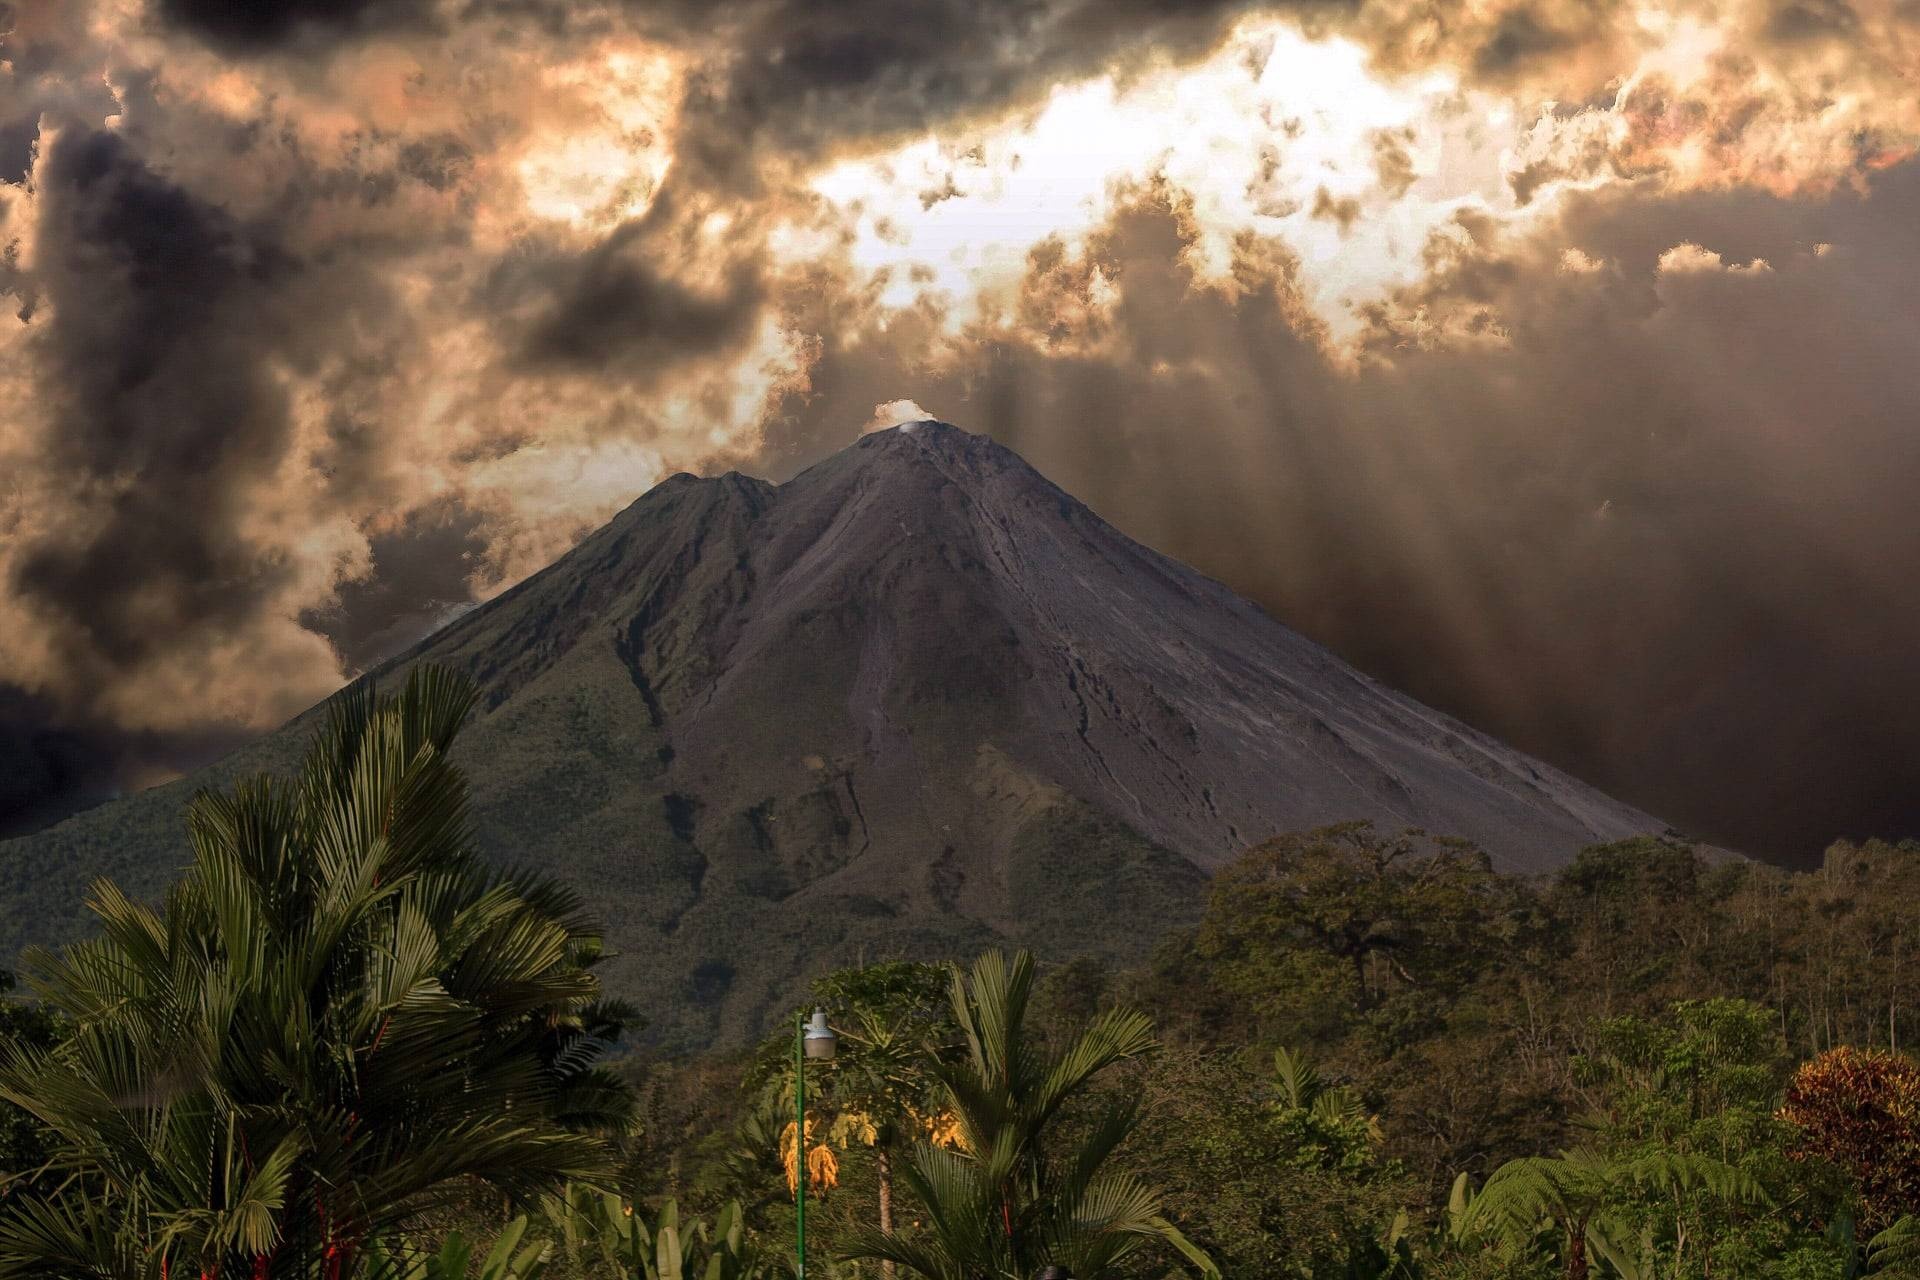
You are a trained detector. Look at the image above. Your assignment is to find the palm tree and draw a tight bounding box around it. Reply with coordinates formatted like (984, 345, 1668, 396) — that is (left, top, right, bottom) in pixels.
(1457, 1146, 1768, 1279)
(1270, 1047, 1380, 1151)
(0, 666, 624, 1278)
(841, 949, 1212, 1280)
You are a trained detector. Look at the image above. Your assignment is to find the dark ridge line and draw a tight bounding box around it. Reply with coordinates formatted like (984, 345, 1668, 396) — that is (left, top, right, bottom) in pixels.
(842, 769, 873, 858)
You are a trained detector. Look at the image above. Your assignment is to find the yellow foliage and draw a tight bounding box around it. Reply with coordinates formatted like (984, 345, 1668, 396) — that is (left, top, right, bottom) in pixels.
(780, 1117, 841, 1194)
(780, 1118, 811, 1194)
(924, 1108, 967, 1152)
(808, 1142, 840, 1190)
(832, 1109, 880, 1148)
(781, 1104, 961, 1196)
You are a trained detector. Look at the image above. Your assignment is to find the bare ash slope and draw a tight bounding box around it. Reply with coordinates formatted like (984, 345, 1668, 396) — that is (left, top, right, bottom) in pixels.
(0, 421, 1664, 1046)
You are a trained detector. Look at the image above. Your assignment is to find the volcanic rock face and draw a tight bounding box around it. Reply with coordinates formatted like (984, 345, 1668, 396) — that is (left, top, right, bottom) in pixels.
(0, 422, 1663, 1045)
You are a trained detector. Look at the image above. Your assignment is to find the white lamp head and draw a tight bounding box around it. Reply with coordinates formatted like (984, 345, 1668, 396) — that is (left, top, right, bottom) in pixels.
(803, 1007, 837, 1060)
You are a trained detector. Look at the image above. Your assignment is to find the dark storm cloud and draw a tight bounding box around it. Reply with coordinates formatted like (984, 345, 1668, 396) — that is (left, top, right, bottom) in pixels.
(154, 0, 440, 52)
(1470, 7, 1575, 80)
(141, 0, 1305, 161)
(1765, 0, 1860, 43)
(755, 167, 1920, 862)
(519, 259, 761, 372)
(605, 0, 1351, 193)
(0, 121, 34, 186)
(395, 135, 476, 193)
(11, 128, 303, 668)
(0, 685, 252, 838)
(506, 205, 766, 379)
(0, 2, 120, 184)
(0, 113, 424, 824)
(300, 499, 491, 673)
(0, 686, 110, 836)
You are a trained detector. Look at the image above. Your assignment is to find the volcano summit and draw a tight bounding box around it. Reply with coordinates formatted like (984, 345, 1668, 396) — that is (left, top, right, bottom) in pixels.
(0, 422, 1667, 1045)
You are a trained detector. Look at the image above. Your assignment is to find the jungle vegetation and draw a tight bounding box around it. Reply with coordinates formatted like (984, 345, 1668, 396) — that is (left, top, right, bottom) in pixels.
(4, 666, 1920, 1278)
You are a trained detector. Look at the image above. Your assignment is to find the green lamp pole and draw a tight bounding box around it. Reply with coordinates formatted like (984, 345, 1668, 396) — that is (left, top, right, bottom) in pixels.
(796, 1007, 837, 1278)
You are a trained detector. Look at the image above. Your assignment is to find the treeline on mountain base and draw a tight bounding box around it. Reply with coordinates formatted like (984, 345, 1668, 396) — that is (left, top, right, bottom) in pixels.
(631, 827, 1920, 1278)
(3, 663, 1920, 1277)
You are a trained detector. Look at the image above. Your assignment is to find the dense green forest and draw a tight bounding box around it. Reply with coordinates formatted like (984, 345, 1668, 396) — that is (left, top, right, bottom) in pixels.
(3, 665, 1920, 1278)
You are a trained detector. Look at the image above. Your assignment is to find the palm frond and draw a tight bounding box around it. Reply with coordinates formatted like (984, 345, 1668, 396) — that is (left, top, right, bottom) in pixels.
(0, 664, 632, 1275)
(1869, 1215, 1920, 1275)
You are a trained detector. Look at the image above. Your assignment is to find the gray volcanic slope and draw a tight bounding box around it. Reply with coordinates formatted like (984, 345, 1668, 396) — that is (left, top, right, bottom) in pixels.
(0, 422, 1665, 1046)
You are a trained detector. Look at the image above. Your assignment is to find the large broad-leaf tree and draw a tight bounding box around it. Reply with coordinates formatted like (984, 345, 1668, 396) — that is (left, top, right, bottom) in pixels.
(0, 666, 629, 1279)
(763, 960, 957, 1280)
(1191, 822, 1538, 1054)
(1780, 1046, 1920, 1234)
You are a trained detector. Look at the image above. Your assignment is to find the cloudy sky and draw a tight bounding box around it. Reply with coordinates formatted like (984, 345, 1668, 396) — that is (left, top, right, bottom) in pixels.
(3, 0, 1918, 860)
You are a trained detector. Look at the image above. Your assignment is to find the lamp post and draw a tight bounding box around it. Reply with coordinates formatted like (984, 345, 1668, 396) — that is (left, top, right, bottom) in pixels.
(796, 1006, 837, 1279)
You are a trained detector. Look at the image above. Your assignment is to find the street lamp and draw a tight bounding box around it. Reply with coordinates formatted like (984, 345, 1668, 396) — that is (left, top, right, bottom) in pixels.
(795, 1006, 837, 1278)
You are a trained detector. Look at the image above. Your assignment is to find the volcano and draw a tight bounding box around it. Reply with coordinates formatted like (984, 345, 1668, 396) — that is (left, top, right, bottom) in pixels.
(0, 422, 1667, 1045)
